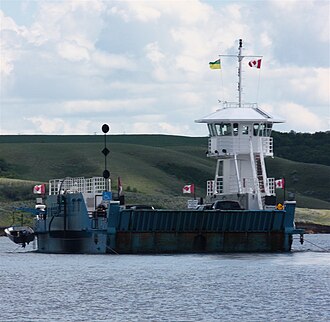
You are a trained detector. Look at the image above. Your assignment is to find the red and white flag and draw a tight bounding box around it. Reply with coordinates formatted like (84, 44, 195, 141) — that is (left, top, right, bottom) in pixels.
(275, 178, 285, 189)
(33, 184, 46, 194)
(183, 184, 194, 194)
(248, 59, 262, 69)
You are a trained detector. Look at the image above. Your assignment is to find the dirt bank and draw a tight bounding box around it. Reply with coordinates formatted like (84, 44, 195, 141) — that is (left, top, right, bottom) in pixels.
(295, 222, 330, 234)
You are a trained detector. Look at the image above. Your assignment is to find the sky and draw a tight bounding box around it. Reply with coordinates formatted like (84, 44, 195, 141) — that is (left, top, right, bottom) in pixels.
(0, 0, 329, 136)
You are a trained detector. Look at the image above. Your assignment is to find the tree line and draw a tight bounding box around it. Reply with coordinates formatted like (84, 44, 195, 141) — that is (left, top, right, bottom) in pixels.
(272, 131, 329, 166)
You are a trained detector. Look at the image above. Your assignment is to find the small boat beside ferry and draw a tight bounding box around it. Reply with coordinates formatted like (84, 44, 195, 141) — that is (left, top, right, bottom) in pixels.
(4, 226, 35, 248)
(5, 40, 304, 253)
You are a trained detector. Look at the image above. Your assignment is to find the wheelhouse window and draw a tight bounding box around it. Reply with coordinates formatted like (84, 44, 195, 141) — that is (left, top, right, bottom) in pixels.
(217, 160, 223, 176)
(233, 123, 239, 136)
(253, 123, 259, 136)
(242, 125, 249, 135)
(265, 123, 272, 136)
(253, 123, 273, 136)
(215, 123, 232, 136)
(207, 124, 216, 136)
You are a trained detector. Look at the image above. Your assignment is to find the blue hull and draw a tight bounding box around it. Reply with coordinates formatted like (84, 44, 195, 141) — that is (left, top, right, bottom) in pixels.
(34, 194, 303, 254)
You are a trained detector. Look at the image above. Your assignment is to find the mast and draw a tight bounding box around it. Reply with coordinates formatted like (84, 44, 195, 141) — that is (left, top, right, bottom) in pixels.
(238, 39, 243, 108)
(218, 39, 262, 108)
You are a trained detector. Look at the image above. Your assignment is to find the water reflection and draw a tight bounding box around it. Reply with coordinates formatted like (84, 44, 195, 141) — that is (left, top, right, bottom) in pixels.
(0, 235, 329, 321)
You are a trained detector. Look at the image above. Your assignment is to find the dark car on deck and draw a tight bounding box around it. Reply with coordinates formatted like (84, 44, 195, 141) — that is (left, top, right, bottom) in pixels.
(195, 204, 214, 210)
(212, 200, 244, 210)
(126, 205, 155, 210)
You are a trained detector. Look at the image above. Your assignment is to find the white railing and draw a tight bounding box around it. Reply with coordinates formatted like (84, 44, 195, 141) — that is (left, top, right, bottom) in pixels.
(208, 136, 273, 157)
(207, 178, 223, 196)
(267, 178, 275, 196)
(262, 137, 273, 156)
(208, 137, 250, 156)
(208, 177, 275, 197)
(49, 177, 109, 195)
(222, 102, 258, 109)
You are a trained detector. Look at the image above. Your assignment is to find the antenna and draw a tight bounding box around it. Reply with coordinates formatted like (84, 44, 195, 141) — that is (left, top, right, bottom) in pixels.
(101, 124, 110, 190)
(238, 39, 243, 108)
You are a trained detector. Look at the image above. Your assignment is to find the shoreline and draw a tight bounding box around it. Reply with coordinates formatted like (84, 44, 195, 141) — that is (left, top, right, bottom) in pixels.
(295, 222, 330, 234)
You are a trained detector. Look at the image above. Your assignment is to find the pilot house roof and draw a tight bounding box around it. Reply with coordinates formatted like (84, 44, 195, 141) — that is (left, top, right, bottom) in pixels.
(195, 105, 284, 124)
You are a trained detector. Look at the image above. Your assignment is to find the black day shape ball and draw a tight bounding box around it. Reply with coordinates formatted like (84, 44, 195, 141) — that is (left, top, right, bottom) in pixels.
(102, 124, 110, 133)
(103, 170, 110, 179)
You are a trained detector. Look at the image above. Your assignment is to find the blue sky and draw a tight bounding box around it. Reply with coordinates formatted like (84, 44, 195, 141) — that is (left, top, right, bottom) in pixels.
(0, 0, 329, 135)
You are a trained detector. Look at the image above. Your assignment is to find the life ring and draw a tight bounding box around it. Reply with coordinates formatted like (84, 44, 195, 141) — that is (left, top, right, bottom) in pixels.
(276, 203, 284, 210)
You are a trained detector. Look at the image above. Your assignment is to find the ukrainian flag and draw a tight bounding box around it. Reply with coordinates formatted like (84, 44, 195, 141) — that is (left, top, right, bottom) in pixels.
(209, 59, 221, 69)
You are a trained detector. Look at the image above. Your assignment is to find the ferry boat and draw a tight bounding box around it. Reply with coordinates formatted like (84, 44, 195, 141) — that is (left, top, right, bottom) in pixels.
(6, 40, 304, 253)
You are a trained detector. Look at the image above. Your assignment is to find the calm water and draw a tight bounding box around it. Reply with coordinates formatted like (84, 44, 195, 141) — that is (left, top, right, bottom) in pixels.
(0, 235, 329, 322)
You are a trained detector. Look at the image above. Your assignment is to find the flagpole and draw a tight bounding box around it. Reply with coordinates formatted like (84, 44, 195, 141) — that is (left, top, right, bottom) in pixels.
(219, 58, 224, 102)
(283, 176, 286, 202)
(238, 39, 243, 108)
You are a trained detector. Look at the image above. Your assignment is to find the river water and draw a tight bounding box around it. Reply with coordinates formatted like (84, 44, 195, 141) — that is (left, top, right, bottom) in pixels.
(0, 235, 329, 321)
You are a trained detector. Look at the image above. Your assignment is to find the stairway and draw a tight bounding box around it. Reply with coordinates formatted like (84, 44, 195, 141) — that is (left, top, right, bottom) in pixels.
(255, 154, 265, 193)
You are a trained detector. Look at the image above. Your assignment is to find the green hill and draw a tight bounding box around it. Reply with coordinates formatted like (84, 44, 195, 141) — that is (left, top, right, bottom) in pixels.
(266, 158, 329, 205)
(0, 135, 211, 195)
(0, 134, 329, 226)
(272, 131, 330, 166)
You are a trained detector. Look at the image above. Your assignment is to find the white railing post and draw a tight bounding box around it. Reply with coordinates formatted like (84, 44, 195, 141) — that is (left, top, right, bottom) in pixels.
(249, 138, 263, 209)
(259, 138, 269, 195)
(234, 154, 242, 193)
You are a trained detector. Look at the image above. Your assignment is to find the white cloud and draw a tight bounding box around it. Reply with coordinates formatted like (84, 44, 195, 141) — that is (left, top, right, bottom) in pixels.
(25, 1, 105, 47)
(124, 1, 161, 22)
(277, 102, 328, 132)
(25, 116, 91, 134)
(158, 122, 190, 135)
(289, 68, 330, 105)
(145, 42, 165, 64)
(91, 51, 135, 70)
(57, 41, 90, 62)
(0, 10, 21, 33)
(0, 0, 329, 136)
(128, 121, 190, 136)
(178, 91, 203, 106)
(0, 11, 26, 76)
(112, 0, 211, 25)
(63, 98, 156, 114)
(256, 66, 329, 124)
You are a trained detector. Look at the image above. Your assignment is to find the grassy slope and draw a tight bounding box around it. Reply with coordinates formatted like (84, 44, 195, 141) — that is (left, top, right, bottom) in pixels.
(0, 136, 213, 196)
(266, 157, 329, 203)
(0, 135, 329, 226)
(0, 178, 37, 226)
(295, 208, 330, 226)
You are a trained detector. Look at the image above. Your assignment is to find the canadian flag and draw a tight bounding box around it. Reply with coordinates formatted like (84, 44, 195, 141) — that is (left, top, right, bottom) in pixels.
(248, 59, 262, 69)
(182, 184, 194, 194)
(275, 178, 285, 189)
(33, 184, 46, 194)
